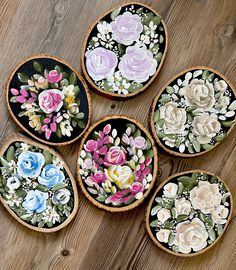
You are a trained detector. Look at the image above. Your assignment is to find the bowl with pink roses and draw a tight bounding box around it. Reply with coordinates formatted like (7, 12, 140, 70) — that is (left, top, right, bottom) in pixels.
(81, 2, 168, 99)
(6, 55, 91, 145)
(77, 115, 158, 212)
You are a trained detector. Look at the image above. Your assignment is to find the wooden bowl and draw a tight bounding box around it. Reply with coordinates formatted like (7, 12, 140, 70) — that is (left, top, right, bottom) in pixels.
(146, 170, 233, 256)
(150, 66, 236, 157)
(81, 1, 168, 100)
(6, 54, 91, 146)
(0, 133, 79, 233)
(77, 115, 158, 212)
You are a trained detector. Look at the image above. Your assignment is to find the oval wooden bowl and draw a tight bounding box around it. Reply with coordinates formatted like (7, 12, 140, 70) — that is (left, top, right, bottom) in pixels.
(81, 1, 168, 100)
(146, 170, 233, 257)
(150, 66, 236, 157)
(77, 114, 158, 212)
(6, 54, 92, 146)
(0, 133, 79, 233)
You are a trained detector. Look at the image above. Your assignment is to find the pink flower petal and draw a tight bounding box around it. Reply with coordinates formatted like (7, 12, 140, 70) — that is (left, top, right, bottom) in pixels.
(97, 145, 107, 155)
(10, 88, 19, 96)
(20, 89, 28, 97)
(50, 122, 57, 132)
(103, 135, 110, 144)
(43, 118, 51, 124)
(16, 96, 26, 103)
(45, 128, 52, 140)
(41, 125, 48, 131)
(103, 124, 111, 134)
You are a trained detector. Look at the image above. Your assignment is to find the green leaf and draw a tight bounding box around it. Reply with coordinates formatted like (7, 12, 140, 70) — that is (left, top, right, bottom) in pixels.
(159, 96, 170, 104)
(162, 220, 175, 229)
(154, 110, 160, 122)
(177, 182, 184, 195)
(117, 43, 125, 55)
(73, 86, 80, 96)
(53, 183, 67, 191)
(157, 131, 165, 139)
(177, 176, 197, 191)
(103, 80, 113, 91)
(210, 175, 217, 183)
(77, 120, 85, 129)
(176, 214, 188, 222)
(55, 65, 63, 73)
(17, 72, 29, 83)
(69, 72, 77, 85)
(150, 220, 158, 227)
(10, 96, 17, 103)
(207, 73, 215, 82)
(208, 228, 216, 241)
(152, 15, 161, 26)
(136, 7, 144, 14)
(171, 208, 177, 218)
(126, 123, 136, 133)
(221, 120, 234, 128)
(43, 150, 52, 164)
(76, 112, 85, 119)
(187, 143, 194, 154)
(202, 144, 214, 150)
(166, 86, 174, 94)
(47, 222, 53, 228)
(151, 205, 162, 216)
(202, 70, 210, 80)
(134, 129, 141, 137)
(141, 12, 154, 25)
(157, 119, 164, 128)
(217, 224, 224, 235)
(127, 83, 143, 93)
(21, 213, 34, 221)
(60, 79, 69, 87)
(154, 52, 162, 62)
(192, 139, 201, 152)
(33, 61, 43, 74)
(97, 196, 106, 202)
(36, 184, 48, 192)
(215, 133, 227, 142)
(168, 233, 175, 246)
(159, 35, 164, 44)
(155, 197, 162, 204)
(6, 146, 15, 162)
(110, 7, 121, 20)
(56, 127, 62, 138)
(146, 150, 154, 158)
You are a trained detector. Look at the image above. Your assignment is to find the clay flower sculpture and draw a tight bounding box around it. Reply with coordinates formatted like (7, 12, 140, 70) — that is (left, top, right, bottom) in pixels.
(83, 3, 167, 96)
(152, 68, 236, 155)
(147, 172, 232, 255)
(9, 59, 87, 142)
(0, 141, 76, 229)
(78, 120, 156, 208)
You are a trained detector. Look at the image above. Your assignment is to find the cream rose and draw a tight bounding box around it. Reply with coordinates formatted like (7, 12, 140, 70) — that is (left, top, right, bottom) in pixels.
(217, 94, 230, 109)
(163, 182, 178, 198)
(190, 181, 222, 214)
(174, 218, 208, 254)
(182, 79, 215, 110)
(211, 205, 229, 225)
(159, 102, 186, 134)
(157, 208, 171, 223)
(192, 113, 221, 144)
(175, 198, 191, 216)
(105, 165, 135, 190)
(214, 80, 228, 92)
(156, 229, 170, 243)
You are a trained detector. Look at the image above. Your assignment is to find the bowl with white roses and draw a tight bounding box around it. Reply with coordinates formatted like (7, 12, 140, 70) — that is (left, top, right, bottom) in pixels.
(146, 170, 233, 256)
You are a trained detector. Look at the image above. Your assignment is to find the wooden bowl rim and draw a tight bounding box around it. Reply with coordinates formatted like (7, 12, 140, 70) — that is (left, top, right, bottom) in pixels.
(149, 66, 236, 157)
(81, 1, 168, 100)
(145, 169, 234, 257)
(77, 114, 158, 212)
(0, 133, 79, 233)
(6, 54, 92, 146)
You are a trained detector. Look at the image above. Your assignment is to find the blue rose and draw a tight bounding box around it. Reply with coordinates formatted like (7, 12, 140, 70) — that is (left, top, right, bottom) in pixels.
(17, 151, 45, 178)
(38, 164, 65, 188)
(22, 190, 48, 213)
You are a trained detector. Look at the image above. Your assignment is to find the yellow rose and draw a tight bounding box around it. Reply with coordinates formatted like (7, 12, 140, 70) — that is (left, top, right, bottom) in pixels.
(35, 76, 48, 89)
(29, 115, 42, 131)
(105, 165, 135, 190)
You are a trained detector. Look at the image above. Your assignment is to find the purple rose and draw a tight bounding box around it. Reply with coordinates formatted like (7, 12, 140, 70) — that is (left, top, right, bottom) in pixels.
(111, 12, 143, 45)
(84, 139, 98, 152)
(85, 47, 118, 81)
(119, 46, 157, 83)
(90, 171, 106, 183)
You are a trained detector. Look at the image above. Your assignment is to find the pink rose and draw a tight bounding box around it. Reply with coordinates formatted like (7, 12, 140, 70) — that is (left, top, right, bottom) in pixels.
(130, 182, 144, 194)
(84, 140, 98, 152)
(111, 12, 143, 45)
(38, 89, 64, 114)
(85, 47, 118, 81)
(46, 70, 62, 83)
(90, 171, 106, 183)
(104, 146, 126, 166)
(119, 46, 157, 83)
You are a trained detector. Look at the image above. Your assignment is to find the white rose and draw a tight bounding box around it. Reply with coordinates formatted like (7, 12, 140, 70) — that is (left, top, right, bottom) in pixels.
(182, 79, 215, 110)
(157, 208, 171, 223)
(174, 218, 208, 254)
(192, 113, 221, 144)
(211, 205, 229, 225)
(6, 175, 21, 190)
(163, 183, 178, 198)
(217, 94, 230, 109)
(190, 181, 222, 214)
(214, 80, 227, 92)
(175, 197, 191, 216)
(156, 229, 170, 243)
(159, 102, 186, 134)
(52, 188, 71, 205)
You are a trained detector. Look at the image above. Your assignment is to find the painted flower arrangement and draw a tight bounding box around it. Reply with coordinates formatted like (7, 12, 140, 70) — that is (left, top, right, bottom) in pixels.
(0, 142, 75, 228)
(148, 172, 231, 255)
(84, 3, 166, 95)
(9, 59, 87, 141)
(153, 68, 236, 154)
(78, 120, 155, 207)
